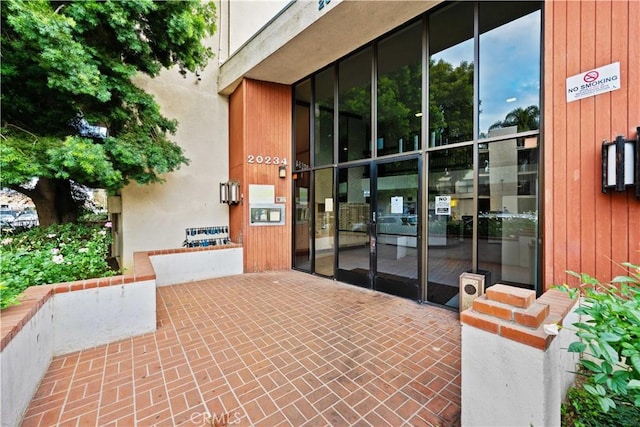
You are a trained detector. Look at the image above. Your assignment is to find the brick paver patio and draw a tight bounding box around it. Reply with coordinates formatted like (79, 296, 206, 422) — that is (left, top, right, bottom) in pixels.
(22, 271, 461, 426)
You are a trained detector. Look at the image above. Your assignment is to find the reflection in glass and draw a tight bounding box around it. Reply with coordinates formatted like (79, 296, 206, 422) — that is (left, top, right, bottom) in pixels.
(427, 146, 474, 306)
(315, 68, 334, 166)
(314, 168, 335, 277)
(338, 48, 372, 162)
(478, 136, 538, 288)
(479, 2, 541, 138)
(428, 2, 474, 146)
(375, 159, 419, 300)
(294, 79, 311, 170)
(377, 22, 422, 156)
(293, 170, 311, 271)
(336, 165, 370, 287)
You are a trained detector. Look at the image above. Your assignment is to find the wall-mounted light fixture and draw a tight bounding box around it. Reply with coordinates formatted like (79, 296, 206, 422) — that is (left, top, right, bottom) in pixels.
(219, 182, 228, 203)
(219, 181, 241, 205)
(602, 127, 639, 198)
(278, 165, 287, 179)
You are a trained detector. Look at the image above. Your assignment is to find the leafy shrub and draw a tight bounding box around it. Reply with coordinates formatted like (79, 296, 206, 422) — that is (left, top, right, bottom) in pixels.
(557, 263, 640, 413)
(78, 211, 108, 223)
(0, 222, 117, 309)
(562, 382, 640, 426)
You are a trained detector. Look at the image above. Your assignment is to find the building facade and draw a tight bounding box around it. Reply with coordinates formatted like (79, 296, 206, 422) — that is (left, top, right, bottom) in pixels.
(117, 0, 639, 309)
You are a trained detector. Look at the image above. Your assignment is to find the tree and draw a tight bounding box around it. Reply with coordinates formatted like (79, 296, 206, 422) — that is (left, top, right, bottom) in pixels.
(429, 59, 474, 145)
(489, 105, 540, 133)
(1, 0, 217, 227)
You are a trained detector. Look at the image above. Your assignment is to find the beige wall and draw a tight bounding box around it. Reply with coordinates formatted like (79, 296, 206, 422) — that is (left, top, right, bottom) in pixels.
(119, 37, 230, 269)
(226, 0, 291, 57)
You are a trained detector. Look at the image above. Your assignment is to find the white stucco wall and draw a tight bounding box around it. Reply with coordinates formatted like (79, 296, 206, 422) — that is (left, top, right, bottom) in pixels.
(0, 299, 54, 427)
(52, 281, 156, 355)
(559, 302, 581, 398)
(151, 248, 243, 286)
(462, 326, 548, 427)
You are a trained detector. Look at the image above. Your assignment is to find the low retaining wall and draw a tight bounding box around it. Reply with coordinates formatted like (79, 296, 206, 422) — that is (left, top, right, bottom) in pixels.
(149, 244, 243, 286)
(0, 245, 243, 427)
(0, 286, 54, 427)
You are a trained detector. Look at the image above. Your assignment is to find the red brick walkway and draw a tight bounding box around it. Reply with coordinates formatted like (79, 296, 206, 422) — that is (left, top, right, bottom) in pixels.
(22, 271, 461, 426)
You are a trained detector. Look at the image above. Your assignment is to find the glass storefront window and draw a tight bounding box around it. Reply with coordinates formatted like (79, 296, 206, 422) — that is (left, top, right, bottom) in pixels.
(427, 146, 474, 305)
(314, 68, 334, 167)
(478, 136, 539, 288)
(377, 21, 423, 156)
(314, 168, 335, 276)
(338, 47, 373, 162)
(293, 170, 311, 271)
(428, 2, 474, 147)
(479, 2, 541, 139)
(292, 1, 542, 302)
(294, 79, 311, 171)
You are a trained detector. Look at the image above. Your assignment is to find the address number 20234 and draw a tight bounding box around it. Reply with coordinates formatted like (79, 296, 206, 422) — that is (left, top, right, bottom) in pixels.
(247, 155, 287, 166)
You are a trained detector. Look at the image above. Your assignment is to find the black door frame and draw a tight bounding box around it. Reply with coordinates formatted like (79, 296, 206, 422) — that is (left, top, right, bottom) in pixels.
(335, 154, 422, 300)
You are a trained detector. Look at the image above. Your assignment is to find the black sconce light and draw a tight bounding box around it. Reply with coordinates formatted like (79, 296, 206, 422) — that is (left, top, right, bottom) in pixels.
(279, 165, 287, 179)
(602, 127, 640, 198)
(219, 181, 241, 205)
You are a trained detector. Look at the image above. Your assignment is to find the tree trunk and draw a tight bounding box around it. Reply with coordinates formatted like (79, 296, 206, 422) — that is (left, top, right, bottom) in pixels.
(14, 178, 80, 228)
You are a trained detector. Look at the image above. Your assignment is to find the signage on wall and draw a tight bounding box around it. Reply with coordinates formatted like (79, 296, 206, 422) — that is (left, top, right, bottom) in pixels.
(325, 198, 334, 212)
(250, 204, 285, 226)
(391, 196, 403, 214)
(249, 184, 275, 204)
(435, 196, 451, 216)
(566, 62, 620, 103)
(247, 154, 287, 166)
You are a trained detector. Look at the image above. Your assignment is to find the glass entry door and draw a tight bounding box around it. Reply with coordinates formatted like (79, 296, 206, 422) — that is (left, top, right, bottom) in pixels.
(337, 158, 420, 300)
(337, 165, 371, 288)
(374, 159, 420, 299)
(427, 146, 474, 307)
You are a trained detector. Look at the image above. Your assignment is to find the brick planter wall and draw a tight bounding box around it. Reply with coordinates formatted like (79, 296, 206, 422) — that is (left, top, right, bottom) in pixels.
(460, 284, 580, 426)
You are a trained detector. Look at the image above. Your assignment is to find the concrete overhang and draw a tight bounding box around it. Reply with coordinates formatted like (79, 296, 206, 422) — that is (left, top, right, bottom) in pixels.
(218, 0, 442, 95)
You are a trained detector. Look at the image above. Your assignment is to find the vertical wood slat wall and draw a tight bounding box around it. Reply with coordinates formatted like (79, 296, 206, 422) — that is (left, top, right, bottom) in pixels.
(229, 79, 292, 272)
(544, 0, 640, 289)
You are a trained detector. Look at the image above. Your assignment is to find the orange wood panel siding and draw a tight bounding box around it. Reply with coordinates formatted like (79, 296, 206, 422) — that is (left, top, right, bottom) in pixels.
(543, 0, 640, 290)
(229, 80, 245, 247)
(228, 79, 293, 272)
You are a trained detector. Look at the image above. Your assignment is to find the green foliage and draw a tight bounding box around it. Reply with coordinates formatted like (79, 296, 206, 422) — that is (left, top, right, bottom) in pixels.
(0, 0, 217, 219)
(78, 212, 108, 223)
(562, 383, 640, 427)
(377, 65, 422, 150)
(429, 59, 474, 144)
(557, 264, 640, 413)
(0, 223, 117, 309)
(489, 105, 540, 133)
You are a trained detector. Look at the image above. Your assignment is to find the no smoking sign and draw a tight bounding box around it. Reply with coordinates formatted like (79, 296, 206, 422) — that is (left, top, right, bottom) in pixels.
(583, 70, 599, 83)
(566, 62, 620, 102)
